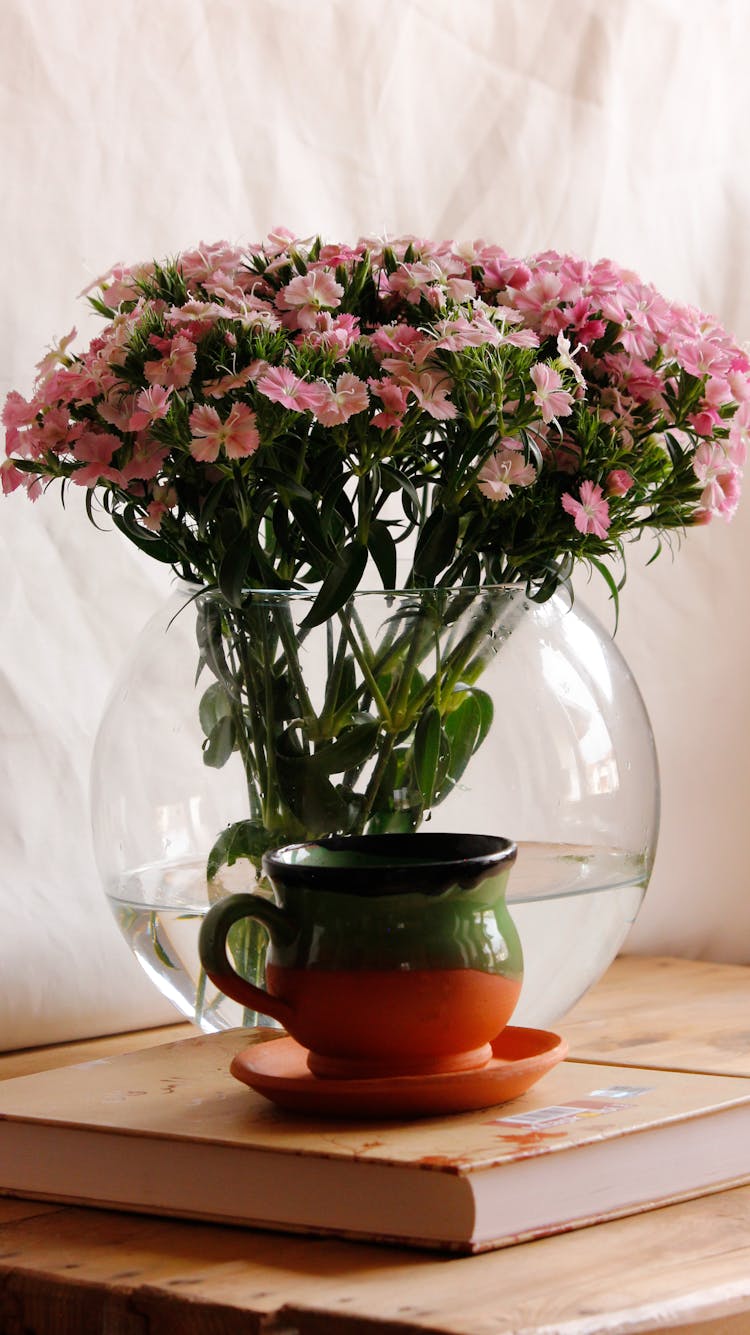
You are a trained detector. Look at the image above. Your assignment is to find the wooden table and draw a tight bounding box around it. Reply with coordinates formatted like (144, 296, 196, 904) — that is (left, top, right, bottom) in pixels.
(3, 955, 750, 1335)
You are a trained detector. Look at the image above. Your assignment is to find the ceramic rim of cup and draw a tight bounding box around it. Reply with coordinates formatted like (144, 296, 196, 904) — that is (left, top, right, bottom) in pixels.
(262, 832, 518, 896)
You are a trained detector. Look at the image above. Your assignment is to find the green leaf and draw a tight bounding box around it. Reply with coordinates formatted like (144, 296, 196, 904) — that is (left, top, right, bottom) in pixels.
(365, 809, 418, 835)
(435, 730, 452, 798)
(206, 819, 272, 881)
(290, 247, 309, 276)
(440, 588, 477, 627)
(461, 553, 481, 587)
(198, 682, 233, 737)
(413, 507, 459, 584)
(364, 746, 421, 832)
(218, 533, 254, 608)
(382, 246, 399, 275)
(589, 557, 620, 634)
(275, 753, 350, 832)
(413, 705, 442, 806)
(380, 465, 421, 525)
(340, 253, 372, 311)
(289, 497, 334, 564)
(271, 672, 297, 722)
(111, 505, 174, 564)
(322, 644, 356, 724)
(148, 913, 178, 969)
(368, 520, 398, 590)
(443, 693, 482, 787)
(198, 479, 231, 539)
(196, 601, 236, 691)
(321, 470, 356, 531)
(87, 295, 116, 319)
(472, 688, 495, 747)
(260, 468, 313, 501)
(313, 719, 380, 774)
(202, 714, 237, 768)
(300, 540, 368, 629)
(248, 532, 291, 590)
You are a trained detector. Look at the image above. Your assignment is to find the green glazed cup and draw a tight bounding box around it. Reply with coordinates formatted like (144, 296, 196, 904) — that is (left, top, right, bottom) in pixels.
(199, 832, 522, 1078)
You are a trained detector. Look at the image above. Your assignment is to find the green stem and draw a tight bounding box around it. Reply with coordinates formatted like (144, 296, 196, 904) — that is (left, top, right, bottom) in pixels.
(232, 611, 271, 818)
(258, 614, 280, 827)
(194, 962, 208, 1025)
(433, 619, 442, 711)
(272, 603, 319, 736)
(353, 732, 396, 834)
(337, 606, 393, 726)
(408, 604, 499, 717)
(409, 590, 523, 718)
(321, 620, 350, 733)
(391, 607, 434, 725)
(222, 615, 263, 820)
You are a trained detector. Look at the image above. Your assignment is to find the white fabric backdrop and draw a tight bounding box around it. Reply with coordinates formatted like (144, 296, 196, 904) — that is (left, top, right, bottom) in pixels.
(2, 0, 750, 1049)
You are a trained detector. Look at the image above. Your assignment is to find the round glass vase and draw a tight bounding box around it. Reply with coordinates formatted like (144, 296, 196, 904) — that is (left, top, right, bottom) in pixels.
(90, 584, 659, 1033)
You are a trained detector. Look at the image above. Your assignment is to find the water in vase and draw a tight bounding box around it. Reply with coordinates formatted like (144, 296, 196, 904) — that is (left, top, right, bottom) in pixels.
(107, 841, 647, 1032)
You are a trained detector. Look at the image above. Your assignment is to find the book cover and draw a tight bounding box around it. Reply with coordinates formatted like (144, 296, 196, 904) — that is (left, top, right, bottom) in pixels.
(1, 1028, 750, 1253)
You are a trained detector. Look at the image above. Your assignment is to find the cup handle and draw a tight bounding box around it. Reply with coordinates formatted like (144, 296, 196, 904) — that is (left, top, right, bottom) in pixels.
(198, 892, 294, 1027)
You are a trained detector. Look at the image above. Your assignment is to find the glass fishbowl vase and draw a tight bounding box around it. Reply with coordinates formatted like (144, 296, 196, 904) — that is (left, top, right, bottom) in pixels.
(90, 583, 659, 1033)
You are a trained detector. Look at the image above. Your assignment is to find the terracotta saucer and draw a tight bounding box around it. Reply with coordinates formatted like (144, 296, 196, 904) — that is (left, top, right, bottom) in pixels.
(230, 1026, 568, 1118)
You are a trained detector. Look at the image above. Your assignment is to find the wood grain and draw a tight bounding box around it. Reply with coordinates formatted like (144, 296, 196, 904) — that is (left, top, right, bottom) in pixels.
(2, 956, 750, 1334)
(3, 1185, 750, 1333)
(0, 1022, 195, 1083)
(560, 954, 750, 1075)
(0, 1200, 60, 1225)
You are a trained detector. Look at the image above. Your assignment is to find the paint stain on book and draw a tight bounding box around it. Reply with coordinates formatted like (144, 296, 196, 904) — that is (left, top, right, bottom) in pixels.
(418, 1154, 475, 1170)
(159, 1077, 191, 1094)
(490, 1129, 568, 1150)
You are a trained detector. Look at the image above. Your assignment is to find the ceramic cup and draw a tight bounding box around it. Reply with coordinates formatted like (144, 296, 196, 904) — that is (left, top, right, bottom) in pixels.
(198, 832, 523, 1079)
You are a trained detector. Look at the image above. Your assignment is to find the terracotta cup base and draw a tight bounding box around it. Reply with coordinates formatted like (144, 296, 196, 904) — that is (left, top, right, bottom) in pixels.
(306, 1041, 494, 1081)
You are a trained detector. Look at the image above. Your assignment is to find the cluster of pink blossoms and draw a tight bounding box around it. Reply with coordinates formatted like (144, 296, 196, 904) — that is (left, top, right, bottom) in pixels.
(2, 229, 747, 589)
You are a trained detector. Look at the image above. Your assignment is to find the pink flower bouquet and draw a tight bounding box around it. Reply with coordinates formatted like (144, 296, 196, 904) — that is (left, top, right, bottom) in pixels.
(4, 230, 746, 608)
(3, 230, 746, 873)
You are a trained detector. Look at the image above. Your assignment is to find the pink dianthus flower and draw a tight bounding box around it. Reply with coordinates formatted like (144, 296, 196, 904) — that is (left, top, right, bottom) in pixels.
(129, 385, 173, 432)
(312, 374, 369, 427)
(478, 449, 537, 501)
(71, 431, 121, 487)
(144, 336, 197, 390)
(399, 370, 457, 421)
(276, 270, 344, 330)
(188, 403, 260, 462)
(256, 365, 322, 413)
(561, 480, 611, 538)
(529, 364, 575, 424)
(606, 470, 634, 497)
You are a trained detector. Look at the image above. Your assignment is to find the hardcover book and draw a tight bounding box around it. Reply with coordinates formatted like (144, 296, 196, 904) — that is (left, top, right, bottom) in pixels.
(1, 1028, 750, 1254)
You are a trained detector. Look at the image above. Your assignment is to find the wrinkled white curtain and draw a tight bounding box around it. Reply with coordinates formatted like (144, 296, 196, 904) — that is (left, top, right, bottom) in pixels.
(2, 0, 750, 1049)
